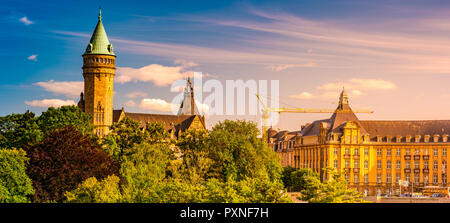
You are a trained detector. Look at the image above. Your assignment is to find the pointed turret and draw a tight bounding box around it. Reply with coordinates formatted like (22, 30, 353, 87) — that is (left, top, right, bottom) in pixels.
(328, 87, 367, 134)
(84, 8, 115, 56)
(177, 77, 200, 115)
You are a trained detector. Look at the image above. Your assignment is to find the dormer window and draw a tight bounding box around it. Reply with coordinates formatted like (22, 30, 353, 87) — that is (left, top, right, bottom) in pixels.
(433, 134, 439, 143)
(406, 135, 411, 143)
(424, 135, 430, 143)
(443, 135, 448, 143)
(377, 136, 382, 143)
(396, 136, 402, 143)
(415, 135, 422, 143)
(387, 136, 392, 143)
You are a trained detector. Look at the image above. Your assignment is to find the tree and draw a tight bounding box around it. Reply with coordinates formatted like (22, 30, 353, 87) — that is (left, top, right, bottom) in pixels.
(281, 166, 296, 190)
(26, 126, 119, 202)
(300, 167, 366, 203)
(0, 111, 43, 149)
(0, 148, 34, 202)
(102, 117, 173, 162)
(119, 142, 173, 203)
(37, 106, 93, 136)
(65, 175, 122, 203)
(290, 168, 319, 192)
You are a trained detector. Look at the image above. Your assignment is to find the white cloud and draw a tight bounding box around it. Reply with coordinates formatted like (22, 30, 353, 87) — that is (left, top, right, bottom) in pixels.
(19, 16, 33, 25)
(268, 62, 316, 71)
(33, 80, 83, 98)
(27, 55, 38, 61)
(139, 98, 177, 112)
(316, 78, 396, 91)
(289, 92, 314, 99)
(290, 78, 394, 100)
(174, 59, 198, 68)
(125, 91, 148, 98)
(125, 100, 137, 107)
(25, 99, 75, 108)
(116, 64, 190, 86)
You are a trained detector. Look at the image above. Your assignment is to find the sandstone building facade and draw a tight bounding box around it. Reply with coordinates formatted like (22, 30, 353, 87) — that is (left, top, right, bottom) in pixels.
(269, 89, 450, 196)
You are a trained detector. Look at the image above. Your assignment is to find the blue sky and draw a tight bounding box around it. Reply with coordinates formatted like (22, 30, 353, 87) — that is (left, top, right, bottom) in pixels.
(3, 0, 450, 130)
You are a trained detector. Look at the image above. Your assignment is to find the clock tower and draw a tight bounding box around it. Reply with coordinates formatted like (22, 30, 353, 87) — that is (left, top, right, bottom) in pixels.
(79, 9, 116, 137)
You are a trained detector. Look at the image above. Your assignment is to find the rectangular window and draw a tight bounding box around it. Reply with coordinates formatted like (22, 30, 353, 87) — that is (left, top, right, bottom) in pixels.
(396, 160, 401, 170)
(415, 149, 420, 155)
(334, 148, 338, 155)
(424, 161, 429, 169)
(406, 149, 411, 155)
(345, 148, 349, 155)
(334, 160, 338, 169)
(377, 160, 382, 169)
(354, 174, 359, 184)
(345, 174, 349, 181)
(434, 161, 438, 169)
(414, 161, 420, 169)
(365, 148, 369, 156)
(364, 160, 368, 169)
(345, 160, 350, 168)
(377, 174, 382, 183)
(387, 174, 391, 183)
(406, 161, 410, 169)
(364, 174, 369, 184)
(415, 174, 420, 184)
(396, 149, 401, 156)
(406, 175, 410, 183)
(444, 149, 447, 156)
(433, 174, 438, 184)
(387, 160, 391, 169)
(434, 149, 438, 156)
(354, 148, 359, 155)
(424, 175, 429, 184)
(354, 160, 359, 168)
(396, 175, 400, 184)
(387, 149, 391, 156)
(377, 149, 382, 156)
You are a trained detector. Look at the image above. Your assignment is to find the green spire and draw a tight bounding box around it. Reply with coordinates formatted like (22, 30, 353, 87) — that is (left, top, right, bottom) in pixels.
(84, 8, 115, 56)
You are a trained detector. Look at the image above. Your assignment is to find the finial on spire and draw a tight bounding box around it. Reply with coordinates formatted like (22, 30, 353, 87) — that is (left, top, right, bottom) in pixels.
(98, 6, 102, 21)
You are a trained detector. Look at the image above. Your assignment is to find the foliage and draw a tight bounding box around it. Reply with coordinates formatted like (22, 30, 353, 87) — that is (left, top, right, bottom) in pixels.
(281, 166, 296, 189)
(0, 148, 34, 202)
(300, 167, 366, 203)
(119, 142, 173, 203)
(65, 175, 122, 203)
(207, 120, 282, 183)
(290, 168, 319, 192)
(0, 111, 43, 149)
(102, 117, 173, 162)
(26, 126, 119, 202)
(37, 106, 93, 136)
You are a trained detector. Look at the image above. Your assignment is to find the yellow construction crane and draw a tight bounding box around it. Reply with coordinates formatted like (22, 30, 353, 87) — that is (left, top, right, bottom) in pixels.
(255, 94, 374, 142)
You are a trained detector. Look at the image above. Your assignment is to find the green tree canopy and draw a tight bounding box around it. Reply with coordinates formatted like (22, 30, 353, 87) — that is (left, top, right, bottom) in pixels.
(65, 175, 122, 203)
(26, 126, 119, 202)
(37, 106, 93, 136)
(300, 168, 366, 203)
(0, 148, 34, 203)
(0, 111, 43, 149)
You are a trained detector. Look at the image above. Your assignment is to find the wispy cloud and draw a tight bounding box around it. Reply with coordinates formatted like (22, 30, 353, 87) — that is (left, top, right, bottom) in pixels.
(267, 62, 316, 71)
(27, 54, 38, 61)
(125, 91, 148, 98)
(33, 80, 83, 98)
(19, 16, 33, 25)
(25, 99, 75, 108)
(290, 78, 396, 100)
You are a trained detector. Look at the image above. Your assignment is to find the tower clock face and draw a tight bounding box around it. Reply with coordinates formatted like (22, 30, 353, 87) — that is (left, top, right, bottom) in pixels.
(108, 44, 114, 53)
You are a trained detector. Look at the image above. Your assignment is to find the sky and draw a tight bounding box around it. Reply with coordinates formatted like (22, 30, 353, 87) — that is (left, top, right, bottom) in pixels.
(3, 0, 450, 131)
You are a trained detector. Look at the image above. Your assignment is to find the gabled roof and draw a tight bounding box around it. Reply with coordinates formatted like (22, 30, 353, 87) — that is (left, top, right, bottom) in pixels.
(83, 9, 115, 56)
(328, 88, 367, 134)
(360, 120, 450, 137)
(112, 110, 205, 134)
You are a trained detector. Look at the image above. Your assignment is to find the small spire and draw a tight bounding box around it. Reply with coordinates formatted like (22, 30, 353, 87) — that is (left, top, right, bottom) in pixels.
(98, 6, 102, 21)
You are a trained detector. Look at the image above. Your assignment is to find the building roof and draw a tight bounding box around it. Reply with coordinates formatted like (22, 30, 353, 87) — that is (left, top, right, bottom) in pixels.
(83, 9, 115, 56)
(112, 110, 205, 133)
(360, 120, 450, 137)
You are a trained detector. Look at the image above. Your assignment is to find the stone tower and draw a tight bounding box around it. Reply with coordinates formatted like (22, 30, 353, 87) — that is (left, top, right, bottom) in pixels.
(80, 9, 116, 137)
(177, 77, 200, 115)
